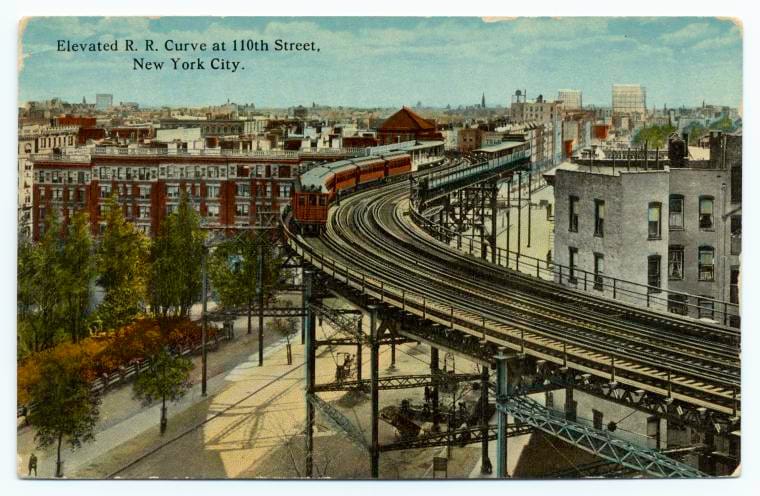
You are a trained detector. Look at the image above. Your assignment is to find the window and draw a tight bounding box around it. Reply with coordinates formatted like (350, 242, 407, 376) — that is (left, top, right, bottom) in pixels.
(236, 203, 249, 216)
(730, 215, 741, 256)
(668, 294, 688, 316)
(167, 185, 179, 199)
(699, 196, 714, 230)
(139, 185, 151, 199)
(593, 410, 604, 430)
(207, 204, 219, 218)
(237, 183, 250, 197)
(139, 205, 150, 219)
(568, 196, 579, 232)
(669, 194, 684, 230)
(568, 247, 578, 283)
(206, 185, 220, 199)
(731, 166, 741, 204)
(698, 297, 715, 320)
(594, 200, 605, 237)
(648, 202, 661, 239)
(593, 253, 604, 291)
(99, 185, 111, 198)
(647, 255, 661, 292)
(668, 245, 684, 280)
(730, 267, 739, 305)
(698, 246, 715, 281)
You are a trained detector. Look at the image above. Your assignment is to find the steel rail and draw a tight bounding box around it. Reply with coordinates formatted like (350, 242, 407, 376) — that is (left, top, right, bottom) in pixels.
(283, 180, 740, 417)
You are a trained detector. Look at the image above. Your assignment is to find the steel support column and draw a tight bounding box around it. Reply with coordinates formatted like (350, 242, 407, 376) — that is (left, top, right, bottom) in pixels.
(431, 347, 440, 425)
(369, 306, 380, 478)
(481, 365, 492, 474)
(496, 353, 510, 478)
(304, 271, 315, 478)
(490, 181, 498, 264)
(517, 171, 522, 258)
(356, 318, 363, 383)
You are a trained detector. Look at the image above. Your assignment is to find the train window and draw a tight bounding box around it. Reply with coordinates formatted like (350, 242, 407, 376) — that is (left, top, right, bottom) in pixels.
(309, 195, 316, 206)
(299, 196, 306, 206)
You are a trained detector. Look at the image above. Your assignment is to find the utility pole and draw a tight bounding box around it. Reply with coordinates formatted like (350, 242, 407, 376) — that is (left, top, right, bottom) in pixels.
(257, 241, 265, 367)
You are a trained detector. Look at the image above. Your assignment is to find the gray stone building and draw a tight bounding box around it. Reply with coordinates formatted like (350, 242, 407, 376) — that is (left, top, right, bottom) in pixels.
(550, 131, 741, 326)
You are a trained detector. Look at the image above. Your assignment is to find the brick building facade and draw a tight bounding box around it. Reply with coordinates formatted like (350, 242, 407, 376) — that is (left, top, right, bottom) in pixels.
(31, 150, 311, 240)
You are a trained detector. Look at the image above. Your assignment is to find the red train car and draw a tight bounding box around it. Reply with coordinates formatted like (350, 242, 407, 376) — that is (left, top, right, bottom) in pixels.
(293, 152, 412, 229)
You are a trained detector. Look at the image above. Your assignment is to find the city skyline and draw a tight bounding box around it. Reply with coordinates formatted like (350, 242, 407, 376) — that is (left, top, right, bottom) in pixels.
(19, 17, 742, 109)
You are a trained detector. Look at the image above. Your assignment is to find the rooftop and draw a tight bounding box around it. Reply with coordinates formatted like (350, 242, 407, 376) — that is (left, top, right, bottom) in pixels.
(474, 141, 525, 153)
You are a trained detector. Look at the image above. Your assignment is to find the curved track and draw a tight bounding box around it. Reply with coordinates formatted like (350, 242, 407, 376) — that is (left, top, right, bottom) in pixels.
(289, 175, 740, 417)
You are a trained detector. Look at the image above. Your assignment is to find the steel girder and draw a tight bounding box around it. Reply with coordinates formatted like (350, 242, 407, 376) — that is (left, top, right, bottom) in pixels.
(379, 424, 533, 453)
(306, 393, 369, 452)
(497, 395, 706, 478)
(313, 372, 482, 393)
(516, 360, 739, 435)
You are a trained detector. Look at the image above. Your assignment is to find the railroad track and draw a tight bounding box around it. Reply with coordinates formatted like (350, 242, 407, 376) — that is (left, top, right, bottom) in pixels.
(288, 174, 740, 418)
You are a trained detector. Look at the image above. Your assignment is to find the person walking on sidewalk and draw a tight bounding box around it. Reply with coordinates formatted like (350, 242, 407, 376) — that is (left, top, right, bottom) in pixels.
(28, 453, 37, 477)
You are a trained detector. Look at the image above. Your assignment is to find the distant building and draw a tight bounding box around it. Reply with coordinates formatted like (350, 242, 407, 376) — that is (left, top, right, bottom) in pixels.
(510, 92, 563, 124)
(457, 127, 482, 153)
(375, 107, 442, 145)
(612, 84, 646, 116)
(558, 89, 583, 111)
(95, 93, 113, 111)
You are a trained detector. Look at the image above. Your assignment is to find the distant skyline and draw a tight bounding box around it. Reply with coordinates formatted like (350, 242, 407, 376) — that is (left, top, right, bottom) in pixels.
(19, 17, 743, 109)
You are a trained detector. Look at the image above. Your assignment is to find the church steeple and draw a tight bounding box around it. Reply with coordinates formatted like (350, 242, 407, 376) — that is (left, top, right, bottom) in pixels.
(481, 92, 486, 108)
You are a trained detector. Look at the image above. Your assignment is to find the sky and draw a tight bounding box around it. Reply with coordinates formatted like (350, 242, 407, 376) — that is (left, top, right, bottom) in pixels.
(18, 17, 743, 109)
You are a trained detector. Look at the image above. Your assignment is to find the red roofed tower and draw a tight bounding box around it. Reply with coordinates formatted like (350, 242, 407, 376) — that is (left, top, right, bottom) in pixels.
(376, 107, 442, 145)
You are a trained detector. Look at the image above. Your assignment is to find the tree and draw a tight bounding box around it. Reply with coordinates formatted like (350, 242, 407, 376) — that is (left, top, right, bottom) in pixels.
(18, 210, 65, 354)
(208, 231, 281, 335)
(59, 211, 96, 343)
(148, 191, 204, 318)
(26, 345, 100, 477)
(132, 348, 193, 435)
(96, 195, 149, 330)
(267, 301, 298, 364)
(632, 124, 676, 149)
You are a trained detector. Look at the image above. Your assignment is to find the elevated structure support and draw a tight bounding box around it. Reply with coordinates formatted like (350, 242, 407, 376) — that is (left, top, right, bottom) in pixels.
(369, 306, 380, 479)
(496, 353, 512, 478)
(480, 365, 493, 474)
(304, 271, 315, 478)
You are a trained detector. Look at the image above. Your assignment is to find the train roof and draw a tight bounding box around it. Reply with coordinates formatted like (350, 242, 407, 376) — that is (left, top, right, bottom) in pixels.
(299, 152, 411, 192)
(474, 141, 526, 154)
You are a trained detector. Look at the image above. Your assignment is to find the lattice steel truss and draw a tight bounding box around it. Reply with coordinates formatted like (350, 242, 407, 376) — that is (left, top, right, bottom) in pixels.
(497, 395, 706, 478)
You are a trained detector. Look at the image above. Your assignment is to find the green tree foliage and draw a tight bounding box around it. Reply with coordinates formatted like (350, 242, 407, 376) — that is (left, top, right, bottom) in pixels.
(148, 191, 204, 318)
(208, 231, 282, 334)
(632, 124, 676, 149)
(18, 211, 65, 354)
(709, 116, 736, 132)
(26, 345, 100, 477)
(132, 348, 193, 434)
(684, 122, 709, 144)
(96, 195, 149, 330)
(60, 211, 96, 343)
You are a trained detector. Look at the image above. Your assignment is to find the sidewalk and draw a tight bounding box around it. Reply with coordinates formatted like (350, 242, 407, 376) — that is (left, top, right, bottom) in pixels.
(16, 295, 300, 479)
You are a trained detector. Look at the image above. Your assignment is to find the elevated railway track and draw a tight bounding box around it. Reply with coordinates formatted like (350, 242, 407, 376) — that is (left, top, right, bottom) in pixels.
(285, 178, 740, 423)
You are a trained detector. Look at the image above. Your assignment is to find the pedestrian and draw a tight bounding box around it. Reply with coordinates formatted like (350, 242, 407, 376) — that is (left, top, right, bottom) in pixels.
(28, 453, 37, 477)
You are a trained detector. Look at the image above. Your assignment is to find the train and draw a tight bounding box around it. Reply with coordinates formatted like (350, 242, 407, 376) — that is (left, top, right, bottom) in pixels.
(292, 151, 412, 228)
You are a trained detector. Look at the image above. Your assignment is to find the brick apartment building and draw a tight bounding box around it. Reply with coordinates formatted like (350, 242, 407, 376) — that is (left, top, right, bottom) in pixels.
(31, 148, 339, 240)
